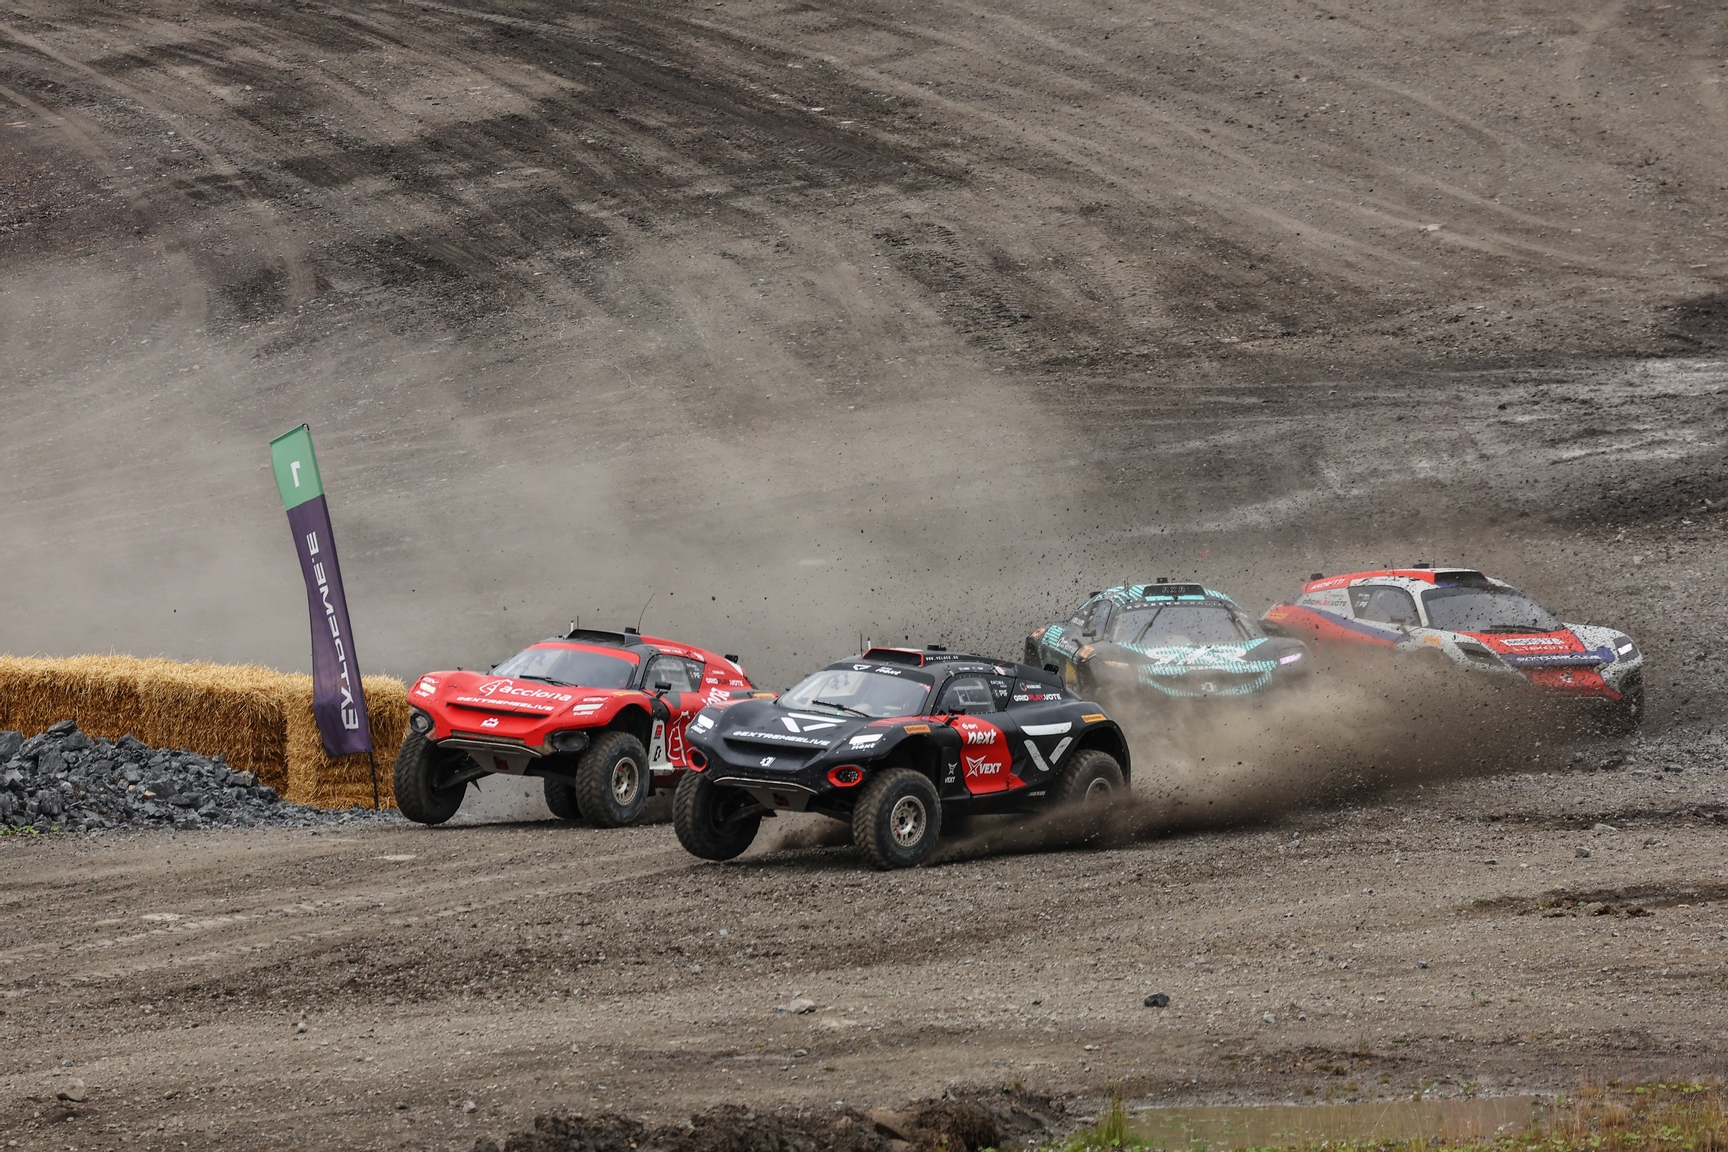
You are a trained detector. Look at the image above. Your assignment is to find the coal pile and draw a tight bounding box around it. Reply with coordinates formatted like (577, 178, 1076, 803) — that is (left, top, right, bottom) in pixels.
(0, 720, 399, 834)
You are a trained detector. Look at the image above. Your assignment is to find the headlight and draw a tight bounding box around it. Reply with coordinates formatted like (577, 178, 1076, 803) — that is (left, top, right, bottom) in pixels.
(1278, 651, 1303, 665)
(549, 730, 591, 753)
(1613, 636, 1638, 659)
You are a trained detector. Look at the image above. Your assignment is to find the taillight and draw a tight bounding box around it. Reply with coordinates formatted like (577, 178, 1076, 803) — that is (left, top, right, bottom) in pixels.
(827, 765, 864, 787)
(689, 749, 707, 770)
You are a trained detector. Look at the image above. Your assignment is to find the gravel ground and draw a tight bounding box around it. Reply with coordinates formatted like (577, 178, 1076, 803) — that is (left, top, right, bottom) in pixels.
(0, 721, 402, 834)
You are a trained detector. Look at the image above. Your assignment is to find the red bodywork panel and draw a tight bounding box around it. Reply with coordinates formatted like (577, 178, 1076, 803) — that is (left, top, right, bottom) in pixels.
(408, 637, 756, 780)
(947, 715, 1026, 794)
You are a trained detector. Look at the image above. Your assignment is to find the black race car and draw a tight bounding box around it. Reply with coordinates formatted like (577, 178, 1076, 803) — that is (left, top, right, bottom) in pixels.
(672, 647, 1131, 869)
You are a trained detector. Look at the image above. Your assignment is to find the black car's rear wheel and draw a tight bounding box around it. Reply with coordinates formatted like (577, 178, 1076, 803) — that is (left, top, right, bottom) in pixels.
(672, 772, 762, 861)
(543, 776, 585, 823)
(393, 732, 471, 826)
(1054, 749, 1125, 806)
(574, 731, 650, 827)
(852, 767, 942, 870)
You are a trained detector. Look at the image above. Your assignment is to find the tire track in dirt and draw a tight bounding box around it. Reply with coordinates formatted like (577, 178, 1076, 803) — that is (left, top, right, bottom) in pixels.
(1, 14, 317, 308)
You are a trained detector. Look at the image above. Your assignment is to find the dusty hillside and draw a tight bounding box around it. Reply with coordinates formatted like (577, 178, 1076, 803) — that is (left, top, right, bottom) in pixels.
(2, 0, 1724, 688)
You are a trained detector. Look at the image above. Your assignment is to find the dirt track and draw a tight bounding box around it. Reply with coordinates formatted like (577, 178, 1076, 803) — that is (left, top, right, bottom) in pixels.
(4, 742, 1727, 1151)
(4, 0, 1728, 1147)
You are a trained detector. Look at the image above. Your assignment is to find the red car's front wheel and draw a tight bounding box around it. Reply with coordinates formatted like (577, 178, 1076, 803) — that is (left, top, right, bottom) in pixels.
(574, 731, 650, 828)
(393, 732, 469, 826)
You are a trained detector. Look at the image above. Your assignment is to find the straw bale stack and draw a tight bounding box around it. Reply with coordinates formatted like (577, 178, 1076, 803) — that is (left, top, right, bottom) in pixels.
(280, 675, 407, 808)
(0, 655, 406, 808)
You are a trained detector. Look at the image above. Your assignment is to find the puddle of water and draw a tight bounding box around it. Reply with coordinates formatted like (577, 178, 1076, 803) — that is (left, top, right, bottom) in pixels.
(1128, 1096, 1543, 1149)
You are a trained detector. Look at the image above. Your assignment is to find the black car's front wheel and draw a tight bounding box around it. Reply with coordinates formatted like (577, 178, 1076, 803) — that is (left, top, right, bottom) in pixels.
(852, 767, 942, 870)
(672, 772, 762, 861)
(574, 731, 651, 827)
(393, 732, 471, 826)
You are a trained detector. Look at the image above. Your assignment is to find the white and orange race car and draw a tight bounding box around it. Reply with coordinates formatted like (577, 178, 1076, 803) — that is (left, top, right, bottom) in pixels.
(1262, 566, 1644, 733)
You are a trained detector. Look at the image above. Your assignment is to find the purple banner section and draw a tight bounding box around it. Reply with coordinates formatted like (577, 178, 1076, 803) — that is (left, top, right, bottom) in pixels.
(285, 495, 373, 756)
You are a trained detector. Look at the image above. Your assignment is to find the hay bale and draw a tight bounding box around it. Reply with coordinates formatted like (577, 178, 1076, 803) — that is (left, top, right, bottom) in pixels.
(281, 675, 408, 809)
(0, 655, 292, 786)
(0, 655, 407, 809)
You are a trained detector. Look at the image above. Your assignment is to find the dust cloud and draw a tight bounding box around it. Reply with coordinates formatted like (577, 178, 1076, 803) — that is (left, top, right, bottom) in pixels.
(745, 654, 1607, 864)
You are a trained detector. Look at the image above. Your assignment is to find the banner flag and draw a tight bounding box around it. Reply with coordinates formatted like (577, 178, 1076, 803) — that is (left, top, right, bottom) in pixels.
(270, 425, 373, 757)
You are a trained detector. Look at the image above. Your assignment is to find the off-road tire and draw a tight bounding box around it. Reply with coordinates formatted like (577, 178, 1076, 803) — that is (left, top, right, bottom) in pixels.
(852, 767, 942, 870)
(573, 731, 650, 828)
(542, 776, 584, 823)
(1053, 748, 1125, 807)
(393, 732, 470, 826)
(1600, 676, 1645, 736)
(672, 771, 761, 861)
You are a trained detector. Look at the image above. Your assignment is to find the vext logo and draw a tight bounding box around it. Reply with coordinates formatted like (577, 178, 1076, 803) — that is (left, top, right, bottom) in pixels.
(963, 754, 1002, 776)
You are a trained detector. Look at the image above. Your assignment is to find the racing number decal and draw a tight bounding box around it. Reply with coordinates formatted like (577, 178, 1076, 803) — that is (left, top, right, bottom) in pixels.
(948, 716, 1020, 795)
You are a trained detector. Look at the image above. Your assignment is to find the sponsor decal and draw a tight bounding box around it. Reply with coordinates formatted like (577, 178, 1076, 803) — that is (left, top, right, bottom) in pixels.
(903, 723, 931, 734)
(965, 728, 997, 745)
(480, 717, 500, 728)
(778, 715, 841, 734)
(964, 753, 1003, 778)
(1022, 722, 1072, 737)
(1022, 740, 1051, 774)
(849, 733, 884, 747)
(1495, 635, 1570, 648)
(476, 679, 575, 703)
(1049, 736, 1073, 764)
(453, 694, 556, 713)
(728, 730, 831, 747)
(759, 756, 776, 767)
(692, 713, 715, 733)
(1081, 713, 1107, 723)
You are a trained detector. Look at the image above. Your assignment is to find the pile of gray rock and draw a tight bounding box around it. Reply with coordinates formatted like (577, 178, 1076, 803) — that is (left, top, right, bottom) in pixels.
(0, 721, 398, 834)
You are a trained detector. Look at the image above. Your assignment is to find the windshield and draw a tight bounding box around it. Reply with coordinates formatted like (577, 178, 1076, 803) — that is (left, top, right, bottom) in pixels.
(782, 668, 931, 719)
(1421, 587, 1562, 634)
(1109, 604, 1254, 646)
(491, 644, 637, 688)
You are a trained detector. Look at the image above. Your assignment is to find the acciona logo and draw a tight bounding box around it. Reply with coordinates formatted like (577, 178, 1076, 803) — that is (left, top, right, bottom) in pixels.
(477, 679, 575, 703)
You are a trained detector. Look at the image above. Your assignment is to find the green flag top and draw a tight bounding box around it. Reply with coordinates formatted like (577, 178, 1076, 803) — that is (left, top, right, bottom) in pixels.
(270, 425, 325, 509)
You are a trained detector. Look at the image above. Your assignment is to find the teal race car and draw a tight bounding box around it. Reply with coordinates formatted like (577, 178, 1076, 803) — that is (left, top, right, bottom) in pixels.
(1025, 581, 1311, 708)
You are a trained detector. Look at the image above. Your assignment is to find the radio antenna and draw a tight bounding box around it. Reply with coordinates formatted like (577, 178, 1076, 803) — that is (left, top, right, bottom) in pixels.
(636, 592, 655, 634)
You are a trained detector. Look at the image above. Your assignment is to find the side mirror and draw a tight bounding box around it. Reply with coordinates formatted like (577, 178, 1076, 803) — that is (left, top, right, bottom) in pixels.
(654, 681, 673, 696)
(1043, 663, 1060, 675)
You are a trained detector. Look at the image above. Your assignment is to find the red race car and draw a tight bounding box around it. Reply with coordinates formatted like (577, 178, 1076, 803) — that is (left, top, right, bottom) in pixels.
(1262, 566, 1644, 732)
(394, 627, 766, 827)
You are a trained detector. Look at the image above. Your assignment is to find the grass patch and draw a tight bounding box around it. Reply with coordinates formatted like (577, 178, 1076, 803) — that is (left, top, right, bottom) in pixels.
(1042, 1082, 1726, 1152)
